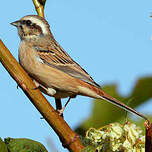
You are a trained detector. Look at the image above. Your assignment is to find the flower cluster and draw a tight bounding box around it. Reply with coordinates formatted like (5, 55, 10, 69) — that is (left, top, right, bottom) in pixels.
(85, 122, 145, 152)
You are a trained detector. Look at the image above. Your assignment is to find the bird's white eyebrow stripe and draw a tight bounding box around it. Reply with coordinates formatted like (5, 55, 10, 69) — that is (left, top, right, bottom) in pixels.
(23, 16, 48, 34)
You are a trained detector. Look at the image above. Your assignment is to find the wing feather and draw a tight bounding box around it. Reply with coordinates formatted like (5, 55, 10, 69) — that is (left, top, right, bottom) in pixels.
(34, 44, 100, 88)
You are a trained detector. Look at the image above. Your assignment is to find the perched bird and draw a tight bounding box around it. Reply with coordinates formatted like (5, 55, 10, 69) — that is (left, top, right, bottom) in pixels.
(11, 15, 146, 119)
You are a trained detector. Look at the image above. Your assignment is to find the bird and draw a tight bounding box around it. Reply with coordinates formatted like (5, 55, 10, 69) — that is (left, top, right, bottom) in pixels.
(11, 15, 147, 120)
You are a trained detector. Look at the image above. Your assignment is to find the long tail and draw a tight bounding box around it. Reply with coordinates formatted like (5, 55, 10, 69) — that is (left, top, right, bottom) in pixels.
(78, 85, 147, 120)
(99, 90, 147, 120)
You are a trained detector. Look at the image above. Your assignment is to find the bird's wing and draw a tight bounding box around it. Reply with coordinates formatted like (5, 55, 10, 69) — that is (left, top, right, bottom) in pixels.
(33, 43, 100, 88)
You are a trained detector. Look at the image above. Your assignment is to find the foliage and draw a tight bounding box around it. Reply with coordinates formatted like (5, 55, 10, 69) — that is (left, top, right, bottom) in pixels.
(4, 138, 48, 152)
(0, 138, 8, 152)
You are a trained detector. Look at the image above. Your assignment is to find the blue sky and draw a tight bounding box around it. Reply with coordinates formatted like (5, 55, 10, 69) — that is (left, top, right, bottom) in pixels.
(1, 0, 152, 151)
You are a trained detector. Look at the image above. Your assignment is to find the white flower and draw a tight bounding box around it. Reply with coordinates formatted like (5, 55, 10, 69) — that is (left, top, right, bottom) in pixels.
(86, 122, 145, 151)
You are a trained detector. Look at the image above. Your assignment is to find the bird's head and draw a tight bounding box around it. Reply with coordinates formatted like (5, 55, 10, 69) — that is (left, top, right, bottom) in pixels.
(11, 15, 51, 40)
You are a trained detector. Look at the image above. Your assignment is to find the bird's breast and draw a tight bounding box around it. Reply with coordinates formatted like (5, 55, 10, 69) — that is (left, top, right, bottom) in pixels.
(19, 41, 40, 75)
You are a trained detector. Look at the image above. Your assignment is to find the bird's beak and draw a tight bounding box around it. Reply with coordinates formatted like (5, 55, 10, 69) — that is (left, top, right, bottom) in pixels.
(10, 20, 21, 27)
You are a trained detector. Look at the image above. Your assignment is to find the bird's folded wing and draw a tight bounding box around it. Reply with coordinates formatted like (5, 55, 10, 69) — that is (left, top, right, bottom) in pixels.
(33, 45, 100, 88)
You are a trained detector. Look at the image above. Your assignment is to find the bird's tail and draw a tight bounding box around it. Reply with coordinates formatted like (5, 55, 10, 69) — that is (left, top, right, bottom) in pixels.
(78, 85, 147, 120)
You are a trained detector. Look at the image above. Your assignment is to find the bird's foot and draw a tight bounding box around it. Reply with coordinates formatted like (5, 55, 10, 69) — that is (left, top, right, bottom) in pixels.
(57, 107, 65, 116)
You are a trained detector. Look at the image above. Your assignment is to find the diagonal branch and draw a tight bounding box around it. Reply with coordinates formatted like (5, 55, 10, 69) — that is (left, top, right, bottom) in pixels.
(0, 39, 84, 152)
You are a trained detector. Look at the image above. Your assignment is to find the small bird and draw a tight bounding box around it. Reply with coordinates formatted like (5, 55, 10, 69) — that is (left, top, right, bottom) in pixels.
(11, 15, 146, 119)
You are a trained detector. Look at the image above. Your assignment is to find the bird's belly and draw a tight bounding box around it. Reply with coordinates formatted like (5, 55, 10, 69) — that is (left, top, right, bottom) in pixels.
(32, 63, 79, 95)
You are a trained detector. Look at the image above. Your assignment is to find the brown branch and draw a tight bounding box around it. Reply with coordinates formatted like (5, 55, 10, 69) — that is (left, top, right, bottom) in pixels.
(0, 39, 84, 151)
(144, 120, 152, 152)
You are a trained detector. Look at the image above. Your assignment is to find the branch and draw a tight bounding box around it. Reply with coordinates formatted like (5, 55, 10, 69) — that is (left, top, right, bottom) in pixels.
(32, 0, 46, 17)
(145, 120, 152, 152)
(0, 40, 84, 151)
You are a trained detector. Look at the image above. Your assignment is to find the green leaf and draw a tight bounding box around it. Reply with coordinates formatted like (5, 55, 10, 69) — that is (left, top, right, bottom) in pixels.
(76, 76, 152, 136)
(5, 138, 48, 152)
(0, 138, 8, 152)
(81, 146, 97, 152)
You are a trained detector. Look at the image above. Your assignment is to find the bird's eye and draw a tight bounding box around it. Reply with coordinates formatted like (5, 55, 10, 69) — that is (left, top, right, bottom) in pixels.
(26, 20, 32, 26)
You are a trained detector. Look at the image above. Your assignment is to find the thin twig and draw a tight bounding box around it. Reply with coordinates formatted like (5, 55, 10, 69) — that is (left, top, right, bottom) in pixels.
(32, 0, 46, 17)
(144, 120, 152, 152)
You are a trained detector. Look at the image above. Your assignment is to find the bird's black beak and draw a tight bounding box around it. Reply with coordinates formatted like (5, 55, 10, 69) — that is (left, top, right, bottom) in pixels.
(10, 20, 21, 27)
